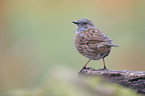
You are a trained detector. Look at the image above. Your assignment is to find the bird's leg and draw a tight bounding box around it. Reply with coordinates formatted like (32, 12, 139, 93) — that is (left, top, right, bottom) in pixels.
(79, 59, 91, 72)
(102, 58, 107, 70)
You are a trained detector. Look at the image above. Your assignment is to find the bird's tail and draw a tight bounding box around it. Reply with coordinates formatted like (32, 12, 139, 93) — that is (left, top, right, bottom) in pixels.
(105, 43, 119, 47)
(97, 42, 119, 48)
(111, 44, 119, 47)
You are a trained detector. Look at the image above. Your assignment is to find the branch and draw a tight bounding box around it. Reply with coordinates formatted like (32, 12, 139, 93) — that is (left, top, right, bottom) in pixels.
(79, 69, 145, 95)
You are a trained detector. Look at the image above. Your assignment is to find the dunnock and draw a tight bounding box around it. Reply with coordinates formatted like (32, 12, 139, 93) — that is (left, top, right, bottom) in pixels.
(72, 19, 118, 72)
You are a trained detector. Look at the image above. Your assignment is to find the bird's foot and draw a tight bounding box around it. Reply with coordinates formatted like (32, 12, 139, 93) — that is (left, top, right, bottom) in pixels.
(99, 67, 109, 70)
(84, 66, 92, 70)
(78, 66, 92, 73)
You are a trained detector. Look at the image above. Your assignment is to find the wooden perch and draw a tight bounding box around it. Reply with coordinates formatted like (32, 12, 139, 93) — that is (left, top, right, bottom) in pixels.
(79, 69, 145, 95)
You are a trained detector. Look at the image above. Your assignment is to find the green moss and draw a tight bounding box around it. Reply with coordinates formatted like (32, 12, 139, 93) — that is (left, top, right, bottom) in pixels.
(3, 66, 141, 96)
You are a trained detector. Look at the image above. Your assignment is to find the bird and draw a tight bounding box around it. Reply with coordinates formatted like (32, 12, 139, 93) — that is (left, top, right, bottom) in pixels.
(72, 19, 119, 72)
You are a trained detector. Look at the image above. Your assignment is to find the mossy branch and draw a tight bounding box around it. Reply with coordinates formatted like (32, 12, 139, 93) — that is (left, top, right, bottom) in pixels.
(79, 69, 145, 95)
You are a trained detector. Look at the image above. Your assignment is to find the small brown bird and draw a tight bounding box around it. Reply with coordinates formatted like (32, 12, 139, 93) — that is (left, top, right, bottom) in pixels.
(72, 19, 118, 72)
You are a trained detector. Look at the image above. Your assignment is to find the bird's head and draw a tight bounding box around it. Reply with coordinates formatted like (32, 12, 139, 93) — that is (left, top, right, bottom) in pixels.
(72, 19, 96, 33)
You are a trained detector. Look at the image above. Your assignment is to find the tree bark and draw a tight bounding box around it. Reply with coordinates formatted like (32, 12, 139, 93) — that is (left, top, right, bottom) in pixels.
(79, 69, 145, 95)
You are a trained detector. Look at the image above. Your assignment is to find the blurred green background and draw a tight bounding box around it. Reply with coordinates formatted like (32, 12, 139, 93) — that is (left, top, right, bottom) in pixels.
(0, 0, 145, 95)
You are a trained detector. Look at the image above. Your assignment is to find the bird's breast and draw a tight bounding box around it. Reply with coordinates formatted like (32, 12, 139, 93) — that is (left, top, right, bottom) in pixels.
(74, 33, 112, 60)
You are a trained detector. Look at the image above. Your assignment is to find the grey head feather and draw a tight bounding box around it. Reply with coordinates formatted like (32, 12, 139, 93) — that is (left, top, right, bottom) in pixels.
(72, 19, 96, 34)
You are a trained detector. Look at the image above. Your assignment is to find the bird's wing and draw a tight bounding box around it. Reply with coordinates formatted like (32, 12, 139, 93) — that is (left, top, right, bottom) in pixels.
(88, 28, 112, 43)
(78, 28, 118, 47)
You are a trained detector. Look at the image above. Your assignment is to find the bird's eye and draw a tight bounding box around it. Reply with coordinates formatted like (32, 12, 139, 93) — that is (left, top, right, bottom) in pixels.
(83, 22, 87, 25)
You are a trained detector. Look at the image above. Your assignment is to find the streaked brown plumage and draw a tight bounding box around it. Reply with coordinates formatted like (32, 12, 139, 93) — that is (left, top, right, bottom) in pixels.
(72, 19, 118, 72)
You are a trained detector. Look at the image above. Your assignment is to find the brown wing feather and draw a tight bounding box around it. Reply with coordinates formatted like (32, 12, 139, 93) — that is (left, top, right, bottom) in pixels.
(88, 28, 112, 43)
(78, 28, 112, 44)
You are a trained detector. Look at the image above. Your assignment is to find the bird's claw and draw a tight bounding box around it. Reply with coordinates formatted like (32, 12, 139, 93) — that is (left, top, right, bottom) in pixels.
(99, 67, 109, 70)
(84, 67, 92, 70)
(78, 66, 92, 73)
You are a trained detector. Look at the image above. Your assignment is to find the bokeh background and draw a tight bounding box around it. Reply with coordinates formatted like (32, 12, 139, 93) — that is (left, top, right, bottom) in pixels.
(0, 0, 145, 95)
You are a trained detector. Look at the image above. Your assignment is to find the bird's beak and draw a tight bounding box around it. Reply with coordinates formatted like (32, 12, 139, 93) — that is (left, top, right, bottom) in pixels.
(72, 21, 79, 24)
